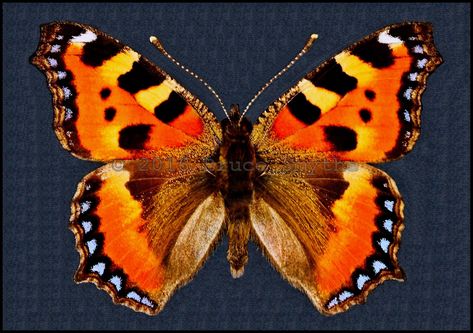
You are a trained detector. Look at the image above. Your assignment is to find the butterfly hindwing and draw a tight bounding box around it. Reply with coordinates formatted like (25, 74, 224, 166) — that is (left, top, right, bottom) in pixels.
(251, 162, 404, 315)
(253, 22, 442, 163)
(31, 22, 221, 162)
(70, 160, 225, 314)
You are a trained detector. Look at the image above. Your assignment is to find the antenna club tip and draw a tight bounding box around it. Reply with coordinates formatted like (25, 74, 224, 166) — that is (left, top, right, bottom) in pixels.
(310, 33, 319, 40)
(150, 36, 163, 48)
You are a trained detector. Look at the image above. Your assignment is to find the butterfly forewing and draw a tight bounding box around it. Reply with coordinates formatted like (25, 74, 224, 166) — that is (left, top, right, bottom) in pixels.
(31, 22, 221, 161)
(253, 22, 442, 163)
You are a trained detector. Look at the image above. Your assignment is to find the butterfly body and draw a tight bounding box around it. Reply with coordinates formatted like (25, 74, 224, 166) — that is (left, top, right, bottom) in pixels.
(31, 21, 442, 315)
(217, 104, 256, 277)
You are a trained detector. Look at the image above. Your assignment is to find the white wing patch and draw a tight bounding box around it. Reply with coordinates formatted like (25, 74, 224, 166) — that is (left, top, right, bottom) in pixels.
(81, 221, 92, 233)
(91, 262, 106, 275)
(356, 274, 370, 290)
(70, 30, 97, 43)
(47, 57, 58, 67)
(51, 44, 61, 53)
(109, 275, 122, 291)
(408, 72, 418, 81)
(384, 200, 394, 212)
(86, 239, 97, 255)
(338, 290, 354, 302)
(372, 260, 387, 274)
(378, 31, 403, 44)
(378, 238, 391, 253)
(127, 291, 141, 302)
(58, 71, 67, 80)
(417, 58, 428, 69)
(383, 219, 393, 232)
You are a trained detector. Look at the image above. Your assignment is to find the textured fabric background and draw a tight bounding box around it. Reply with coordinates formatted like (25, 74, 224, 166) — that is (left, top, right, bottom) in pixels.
(3, 3, 470, 330)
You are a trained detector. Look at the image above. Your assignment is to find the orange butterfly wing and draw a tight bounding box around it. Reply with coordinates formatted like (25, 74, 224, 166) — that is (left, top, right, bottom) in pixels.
(31, 22, 225, 315)
(70, 161, 224, 314)
(252, 162, 404, 315)
(253, 22, 442, 163)
(250, 22, 442, 315)
(31, 22, 220, 161)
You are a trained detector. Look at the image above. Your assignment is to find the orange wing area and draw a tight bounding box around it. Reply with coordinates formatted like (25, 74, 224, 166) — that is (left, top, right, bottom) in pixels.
(253, 22, 442, 163)
(70, 161, 225, 315)
(251, 162, 404, 315)
(31, 22, 220, 162)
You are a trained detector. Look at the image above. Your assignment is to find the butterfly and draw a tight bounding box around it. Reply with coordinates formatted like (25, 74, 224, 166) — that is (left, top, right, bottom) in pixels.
(30, 21, 442, 315)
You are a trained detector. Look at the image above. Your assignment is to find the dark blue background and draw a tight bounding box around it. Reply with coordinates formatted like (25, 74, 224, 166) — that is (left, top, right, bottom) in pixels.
(3, 3, 470, 330)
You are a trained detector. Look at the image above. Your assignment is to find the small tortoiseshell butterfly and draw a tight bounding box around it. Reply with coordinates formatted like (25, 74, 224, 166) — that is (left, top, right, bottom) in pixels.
(31, 21, 442, 315)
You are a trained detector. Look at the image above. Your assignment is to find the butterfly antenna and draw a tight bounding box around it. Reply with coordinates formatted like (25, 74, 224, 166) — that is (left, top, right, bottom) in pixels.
(150, 36, 230, 119)
(238, 33, 319, 124)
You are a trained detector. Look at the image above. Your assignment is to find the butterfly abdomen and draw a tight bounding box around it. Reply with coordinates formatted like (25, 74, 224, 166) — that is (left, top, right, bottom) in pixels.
(218, 105, 256, 278)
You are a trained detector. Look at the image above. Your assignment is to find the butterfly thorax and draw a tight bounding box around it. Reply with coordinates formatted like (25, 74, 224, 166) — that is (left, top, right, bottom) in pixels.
(217, 104, 256, 278)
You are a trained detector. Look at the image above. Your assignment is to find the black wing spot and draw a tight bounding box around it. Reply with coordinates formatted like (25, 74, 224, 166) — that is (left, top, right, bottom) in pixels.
(388, 25, 416, 40)
(324, 126, 357, 151)
(316, 179, 349, 208)
(287, 93, 321, 125)
(118, 58, 165, 94)
(154, 92, 187, 123)
(359, 108, 372, 123)
(81, 35, 123, 67)
(100, 88, 111, 100)
(118, 125, 152, 150)
(62, 25, 87, 39)
(310, 59, 358, 96)
(365, 89, 376, 101)
(351, 39, 394, 69)
(104, 107, 116, 121)
(371, 175, 392, 193)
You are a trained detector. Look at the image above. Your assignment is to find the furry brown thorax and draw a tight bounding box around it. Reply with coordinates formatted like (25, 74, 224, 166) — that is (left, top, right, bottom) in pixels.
(217, 104, 256, 278)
